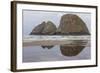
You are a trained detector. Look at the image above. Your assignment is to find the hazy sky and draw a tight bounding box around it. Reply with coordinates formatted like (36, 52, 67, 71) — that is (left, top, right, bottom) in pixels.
(22, 10, 91, 36)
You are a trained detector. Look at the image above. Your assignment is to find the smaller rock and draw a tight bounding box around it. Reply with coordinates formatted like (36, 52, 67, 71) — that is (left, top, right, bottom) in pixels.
(42, 21, 57, 35)
(30, 21, 45, 35)
(30, 21, 57, 35)
(30, 21, 57, 49)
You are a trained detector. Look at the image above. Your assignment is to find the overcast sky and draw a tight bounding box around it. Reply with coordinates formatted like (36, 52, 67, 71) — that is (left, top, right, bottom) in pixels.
(22, 10, 91, 36)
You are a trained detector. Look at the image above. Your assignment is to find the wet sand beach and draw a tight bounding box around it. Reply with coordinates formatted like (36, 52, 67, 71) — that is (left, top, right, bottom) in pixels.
(22, 35, 90, 63)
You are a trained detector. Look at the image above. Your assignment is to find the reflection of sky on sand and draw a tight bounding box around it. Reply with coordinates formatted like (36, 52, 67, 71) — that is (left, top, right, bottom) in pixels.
(23, 42, 91, 62)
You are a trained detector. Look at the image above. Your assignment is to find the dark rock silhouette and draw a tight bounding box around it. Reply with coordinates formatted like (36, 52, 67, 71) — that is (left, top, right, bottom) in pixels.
(30, 21, 45, 35)
(56, 14, 90, 35)
(30, 21, 57, 49)
(42, 21, 57, 35)
(60, 46, 85, 56)
(58, 14, 90, 56)
(30, 21, 57, 35)
(42, 46, 54, 49)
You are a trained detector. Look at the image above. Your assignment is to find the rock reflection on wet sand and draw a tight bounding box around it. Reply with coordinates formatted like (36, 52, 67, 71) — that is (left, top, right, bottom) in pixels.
(60, 40, 89, 56)
(22, 40, 90, 63)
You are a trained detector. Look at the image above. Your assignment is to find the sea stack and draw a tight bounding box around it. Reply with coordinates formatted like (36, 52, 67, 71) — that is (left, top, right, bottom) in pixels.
(30, 21, 57, 35)
(57, 14, 90, 35)
(30, 21, 45, 35)
(58, 14, 90, 56)
(30, 21, 57, 49)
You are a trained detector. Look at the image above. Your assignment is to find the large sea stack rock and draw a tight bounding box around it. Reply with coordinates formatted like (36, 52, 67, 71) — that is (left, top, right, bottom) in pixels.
(56, 14, 90, 35)
(58, 14, 90, 56)
(30, 21, 57, 49)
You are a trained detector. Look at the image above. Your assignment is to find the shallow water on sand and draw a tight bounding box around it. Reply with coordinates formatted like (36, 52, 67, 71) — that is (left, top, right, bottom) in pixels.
(22, 44, 91, 63)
